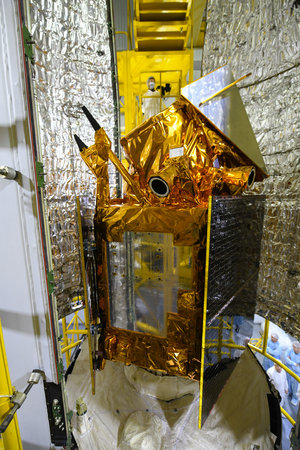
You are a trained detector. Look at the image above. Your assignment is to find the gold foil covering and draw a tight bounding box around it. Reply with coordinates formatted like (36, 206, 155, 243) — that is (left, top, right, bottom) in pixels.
(177, 290, 197, 314)
(80, 129, 110, 207)
(96, 205, 207, 245)
(167, 313, 191, 347)
(120, 96, 266, 207)
(166, 346, 188, 376)
(79, 91, 266, 379)
(104, 328, 168, 371)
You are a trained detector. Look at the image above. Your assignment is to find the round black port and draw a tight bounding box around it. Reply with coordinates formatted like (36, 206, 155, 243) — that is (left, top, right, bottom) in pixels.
(248, 168, 256, 187)
(149, 177, 170, 197)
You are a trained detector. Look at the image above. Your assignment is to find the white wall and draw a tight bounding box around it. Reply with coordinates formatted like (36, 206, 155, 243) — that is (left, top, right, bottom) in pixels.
(0, 1, 56, 448)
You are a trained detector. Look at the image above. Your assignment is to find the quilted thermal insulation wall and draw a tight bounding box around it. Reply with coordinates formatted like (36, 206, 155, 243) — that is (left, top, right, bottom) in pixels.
(202, 0, 300, 338)
(28, 0, 118, 317)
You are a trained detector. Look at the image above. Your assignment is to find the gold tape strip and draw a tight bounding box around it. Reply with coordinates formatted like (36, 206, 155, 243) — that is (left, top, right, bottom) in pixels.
(198, 195, 212, 428)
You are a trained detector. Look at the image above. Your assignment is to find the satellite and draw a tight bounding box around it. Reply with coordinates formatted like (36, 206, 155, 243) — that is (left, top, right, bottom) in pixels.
(74, 65, 267, 387)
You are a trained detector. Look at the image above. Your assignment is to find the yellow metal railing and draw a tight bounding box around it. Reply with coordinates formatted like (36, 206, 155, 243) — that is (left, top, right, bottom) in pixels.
(248, 340, 300, 383)
(61, 310, 87, 366)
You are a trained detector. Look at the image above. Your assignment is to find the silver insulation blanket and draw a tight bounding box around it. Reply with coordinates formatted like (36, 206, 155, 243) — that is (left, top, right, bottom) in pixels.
(29, 0, 117, 317)
(202, 1, 300, 338)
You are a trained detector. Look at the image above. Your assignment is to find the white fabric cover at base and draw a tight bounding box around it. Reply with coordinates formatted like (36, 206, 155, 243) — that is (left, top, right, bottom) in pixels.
(119, 411, 166, 449)
(66, 341, 278, 449)
(124, 364, 198, 401)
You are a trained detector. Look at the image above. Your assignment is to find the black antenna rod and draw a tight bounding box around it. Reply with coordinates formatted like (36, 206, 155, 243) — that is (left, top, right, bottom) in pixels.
(74, 134, 88, 152)
(82, 106, 101, 131)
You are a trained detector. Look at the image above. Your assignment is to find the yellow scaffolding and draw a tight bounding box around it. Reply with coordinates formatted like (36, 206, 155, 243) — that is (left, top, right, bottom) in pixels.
(61, 310, 87, 367)
(117, 50, 192, 134)
(116, 0, 208, 133)
(0, 320, 22, 450)
(133, 0, 193, 52)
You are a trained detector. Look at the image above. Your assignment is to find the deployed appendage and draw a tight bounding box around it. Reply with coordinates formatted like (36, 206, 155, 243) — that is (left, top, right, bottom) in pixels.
(75, 106, 148, 205)
(74, 134, 88, 152)
(82, 105, 101, 131)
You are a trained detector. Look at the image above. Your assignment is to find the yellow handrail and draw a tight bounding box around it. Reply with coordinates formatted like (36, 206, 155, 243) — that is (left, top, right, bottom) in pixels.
(281, 406, 296, 426)
(248, 344, 300, 382)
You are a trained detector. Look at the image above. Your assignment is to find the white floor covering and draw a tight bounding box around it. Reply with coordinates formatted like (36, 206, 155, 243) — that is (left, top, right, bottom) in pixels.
(66, 341, 278, 449)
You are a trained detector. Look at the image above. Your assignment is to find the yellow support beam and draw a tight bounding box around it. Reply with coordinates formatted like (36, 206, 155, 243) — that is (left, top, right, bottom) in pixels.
(249, 344, 300, 383)
(61, 341, 83, 354)
(261, 319, 270, 356)
(64, 330, 88, 335)
(198, 195, 212, 429)
(61, 317, 70, 367)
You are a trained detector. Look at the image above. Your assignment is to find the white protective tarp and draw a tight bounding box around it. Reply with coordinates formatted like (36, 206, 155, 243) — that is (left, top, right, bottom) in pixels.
(66, 342, 277, 449)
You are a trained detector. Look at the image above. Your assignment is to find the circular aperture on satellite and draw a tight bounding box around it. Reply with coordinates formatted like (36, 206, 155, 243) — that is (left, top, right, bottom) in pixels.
(248, 168, 256, 188)
(149, 177, 170, 197)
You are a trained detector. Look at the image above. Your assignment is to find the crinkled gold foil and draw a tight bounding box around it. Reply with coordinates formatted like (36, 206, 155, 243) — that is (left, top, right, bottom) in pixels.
(119, 96, 266, 207)
(80, 131, 110, 207)
(81, 95, 266, 209)
(121, 102, 185, 175)
(177, 290, 197, 313)
(95, 205, 207, 246)
(81, 128, 148, 207)
(149, 155, 196, 205)
(104, 328, 168, 371)
(166, 347, 188, 376)
(167, 313, 191, 347)
(104, 329, 190, 376)
(101, 286, 202, 379)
